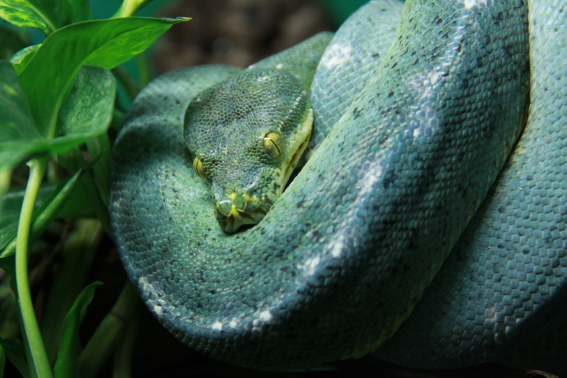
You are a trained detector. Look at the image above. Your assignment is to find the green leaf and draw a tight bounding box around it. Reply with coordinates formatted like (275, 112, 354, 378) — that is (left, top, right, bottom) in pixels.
(0, 59, 39, 197)
(0, 59, 38, 139)
(0, 273, 19, 340)
(0, 256, 14, 277)
(0, 25, 29, 60)
(53, 281, 102, 378)
(0, 160, 96, 258)
(60, 65, 115, 137)
(0, 63, 114, 199)
(0, 184, 53, 250)
(10, 44, 38, 74)
(0, 0, 55, 34)
(0, 0, 91, 35)
(0, 344, 5, 378)
(18, 16, 189, 139)
(0, 338, 28, 378)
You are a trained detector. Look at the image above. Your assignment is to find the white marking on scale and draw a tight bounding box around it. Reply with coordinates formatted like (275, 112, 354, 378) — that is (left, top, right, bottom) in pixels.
(302, 256, 321, 276)
(320, 42, 353, 69)
(259, 310, 272, 322)
(153, 304, 163, 316)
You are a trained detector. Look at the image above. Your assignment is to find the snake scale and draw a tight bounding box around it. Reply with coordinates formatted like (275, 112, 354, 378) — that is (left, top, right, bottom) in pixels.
(109, 0, 567, 373)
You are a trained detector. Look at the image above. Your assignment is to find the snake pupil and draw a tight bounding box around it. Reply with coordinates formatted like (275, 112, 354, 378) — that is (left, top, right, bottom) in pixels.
(263, 132, 283, 158)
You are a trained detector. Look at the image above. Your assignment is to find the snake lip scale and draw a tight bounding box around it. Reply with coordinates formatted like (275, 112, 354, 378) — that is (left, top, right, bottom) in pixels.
(109, 0, 567, 372)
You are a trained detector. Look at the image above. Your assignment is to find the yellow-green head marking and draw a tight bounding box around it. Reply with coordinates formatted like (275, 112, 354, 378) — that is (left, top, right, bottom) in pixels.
(184, 69, 313, 233)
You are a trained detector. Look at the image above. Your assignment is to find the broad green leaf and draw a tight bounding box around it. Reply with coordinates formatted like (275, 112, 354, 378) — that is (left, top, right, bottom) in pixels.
(0, 60, 38, 139)
(0, 338, 28, 378)
(0, 59, 39, 197)
(10, 44, 38, 73)
(53, 281, 102, 378)
(60, 65, 115, 137)
(18, 16, 189, 139)
(0, 161, 95, 258)
(0, 0, 55, 34)
(0, 0, 91, 35)
(0, 25, 28, 59)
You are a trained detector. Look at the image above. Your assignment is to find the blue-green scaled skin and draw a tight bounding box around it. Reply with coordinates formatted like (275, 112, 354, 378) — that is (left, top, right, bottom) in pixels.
(109, 0, 566, 372)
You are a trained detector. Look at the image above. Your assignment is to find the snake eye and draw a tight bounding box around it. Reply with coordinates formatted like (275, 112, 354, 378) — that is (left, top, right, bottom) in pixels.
(193, 157, 207, 180)
(263, 132, 283, 158)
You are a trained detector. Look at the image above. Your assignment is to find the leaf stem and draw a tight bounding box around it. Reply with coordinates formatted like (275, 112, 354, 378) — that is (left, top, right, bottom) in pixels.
(15, 157, 53, 378)
(135, 53, 151, 89)
(112, 0, 158, 18)
(111, 66, 140, 100)
(86, 134, 111, 207)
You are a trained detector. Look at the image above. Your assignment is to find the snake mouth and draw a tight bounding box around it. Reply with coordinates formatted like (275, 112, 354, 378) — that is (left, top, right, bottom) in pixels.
(281, 107, 313, 188)
(215, 192, 272, 233)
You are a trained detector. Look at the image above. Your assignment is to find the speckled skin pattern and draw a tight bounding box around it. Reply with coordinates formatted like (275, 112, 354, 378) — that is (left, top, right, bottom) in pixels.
(184, 69, 312, 232)
(374, 0, 567, 373)
(108, 0, 564, 371)
(308, 0, 404, 160)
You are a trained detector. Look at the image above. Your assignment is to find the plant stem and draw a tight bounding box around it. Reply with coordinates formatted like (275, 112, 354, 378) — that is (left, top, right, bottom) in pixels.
(135, 53, 150, 89)
(112, 0, 157, 18)
(15, 157, 53, 378)
(111, 66, 140, 100)
(86, 134, 111, 207)
(111, 109, 126, 132)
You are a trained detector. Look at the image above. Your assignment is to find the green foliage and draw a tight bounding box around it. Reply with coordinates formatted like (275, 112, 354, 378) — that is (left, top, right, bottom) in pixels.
(53, 282, 102, 378)
(0, 162, 97, 258)
(0, 0, 190, 376)
(0, 343, 5, 377)
(0, 338, 28, 377)
(0, 60, 39, 196)
(18, 16, 187, 139)
(59, 66, 116, 138)
(0, 183, 53, 252)
(0, 0, 90, 34)
(0, 25, 28, 59)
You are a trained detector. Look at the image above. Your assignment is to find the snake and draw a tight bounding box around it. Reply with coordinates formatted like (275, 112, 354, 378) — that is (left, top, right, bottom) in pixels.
(109, 0, 567, 373)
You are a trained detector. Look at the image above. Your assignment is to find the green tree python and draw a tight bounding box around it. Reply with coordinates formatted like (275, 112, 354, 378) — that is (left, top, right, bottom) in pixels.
(109, 0, 567, 373)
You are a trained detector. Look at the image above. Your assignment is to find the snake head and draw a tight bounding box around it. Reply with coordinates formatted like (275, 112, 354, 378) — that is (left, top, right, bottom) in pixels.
(184, 69, 313, 233)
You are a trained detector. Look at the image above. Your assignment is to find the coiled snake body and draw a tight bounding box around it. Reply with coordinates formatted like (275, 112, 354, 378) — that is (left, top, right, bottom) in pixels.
(109, 0, 567, 372)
